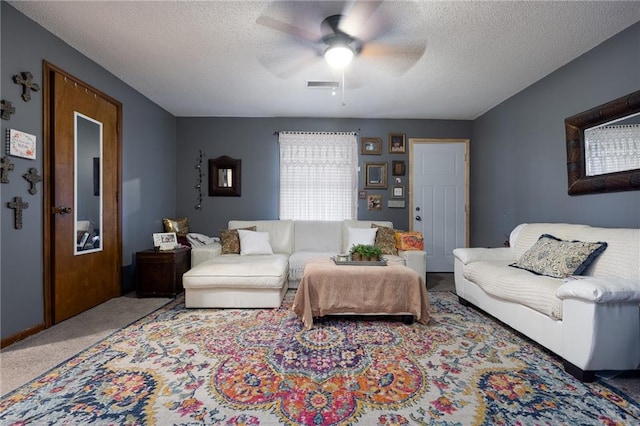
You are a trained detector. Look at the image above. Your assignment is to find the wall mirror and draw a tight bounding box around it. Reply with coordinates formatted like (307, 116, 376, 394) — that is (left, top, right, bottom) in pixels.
(565, 90, 640, 195)
(209, 156, 241, 196)
(75, 112, 103, 254)
(364, 162, 387, 189)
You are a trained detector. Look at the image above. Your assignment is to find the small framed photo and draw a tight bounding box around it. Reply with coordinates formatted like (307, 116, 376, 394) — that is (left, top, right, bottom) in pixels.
(153, 232, 178, 250)
(392, 160, 405, 176)
(388, 133, 406, 153)
(392, 185, 405, 198)
(367, 194, 382, 211)
(360, 137, 382, 155)
(358, 190, 367, 199)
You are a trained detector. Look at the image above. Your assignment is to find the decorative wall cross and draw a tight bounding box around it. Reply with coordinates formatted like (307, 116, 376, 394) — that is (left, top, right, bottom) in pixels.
(7, 196, 29, 229)
(1, 156, 15, 183)
(23, 167, 42, 195)
(13, 71, 40, 102)
(1, 100, 16, 120)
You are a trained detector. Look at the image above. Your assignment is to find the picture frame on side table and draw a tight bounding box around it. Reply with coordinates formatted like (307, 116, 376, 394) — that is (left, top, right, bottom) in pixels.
(360, 137, 382, 155)
(388, 133, 406, 153)
(153, 232, 178, 250)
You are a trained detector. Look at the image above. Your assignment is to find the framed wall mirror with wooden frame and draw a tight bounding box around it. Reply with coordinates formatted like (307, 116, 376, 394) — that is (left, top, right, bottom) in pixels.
(209, 156, 241, 196)
(565, 90, 640, 195)
(364, 162, 387, 189)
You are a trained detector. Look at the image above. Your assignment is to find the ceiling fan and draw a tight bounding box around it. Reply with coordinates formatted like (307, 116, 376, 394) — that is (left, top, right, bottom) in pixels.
(255, 0, 426, 82)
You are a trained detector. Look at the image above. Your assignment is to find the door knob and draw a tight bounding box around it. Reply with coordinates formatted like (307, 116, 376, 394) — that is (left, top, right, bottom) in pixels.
(415, 215, 422, 221)
(53, 206, 72, 215)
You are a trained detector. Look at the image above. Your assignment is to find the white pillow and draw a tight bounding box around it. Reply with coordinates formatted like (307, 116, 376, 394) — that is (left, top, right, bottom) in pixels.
(238, 230, 274, 255)
(346, 227, 378, 252)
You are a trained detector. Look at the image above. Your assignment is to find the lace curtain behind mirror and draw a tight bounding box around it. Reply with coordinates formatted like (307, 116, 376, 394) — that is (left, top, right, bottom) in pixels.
(585, 124, 640, 176)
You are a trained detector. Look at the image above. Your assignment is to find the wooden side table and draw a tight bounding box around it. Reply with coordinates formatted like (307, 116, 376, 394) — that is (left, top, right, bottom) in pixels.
(135, 247, 191, 297)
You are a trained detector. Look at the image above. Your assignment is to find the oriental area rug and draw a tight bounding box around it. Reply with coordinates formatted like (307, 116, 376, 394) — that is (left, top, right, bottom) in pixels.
(1, 291, 638, 425)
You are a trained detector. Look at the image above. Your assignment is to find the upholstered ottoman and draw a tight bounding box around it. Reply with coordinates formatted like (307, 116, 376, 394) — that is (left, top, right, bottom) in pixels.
(182, 254, 289, 308)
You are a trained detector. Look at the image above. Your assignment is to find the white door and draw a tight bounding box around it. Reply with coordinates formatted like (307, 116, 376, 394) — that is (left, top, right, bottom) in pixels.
(410, 139, 469, 272)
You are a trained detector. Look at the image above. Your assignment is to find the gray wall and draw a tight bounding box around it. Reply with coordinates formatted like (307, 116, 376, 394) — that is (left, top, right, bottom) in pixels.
(1, 3, 177, 341)
(175, 118, 472, 235)
(471, 22, 640, 247)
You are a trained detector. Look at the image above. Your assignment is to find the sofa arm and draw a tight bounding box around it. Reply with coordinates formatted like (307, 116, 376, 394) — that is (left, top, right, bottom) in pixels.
(452, 247, 514, 265)
(557, 277, 640, 303)
(191, 242, 222, 268)
(398, 250, 426, 279)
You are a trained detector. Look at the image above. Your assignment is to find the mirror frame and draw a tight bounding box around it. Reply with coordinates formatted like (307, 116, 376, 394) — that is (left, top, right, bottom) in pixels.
(565, 90, 640, 195)
(364, 162, 388, 189)
(208, 155, 241, 196)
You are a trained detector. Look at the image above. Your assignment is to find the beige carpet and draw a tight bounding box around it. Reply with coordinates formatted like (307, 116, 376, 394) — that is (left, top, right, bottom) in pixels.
(2, 274, 638, 402)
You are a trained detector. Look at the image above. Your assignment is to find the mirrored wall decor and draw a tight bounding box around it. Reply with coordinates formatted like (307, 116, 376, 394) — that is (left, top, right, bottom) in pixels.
(209, 156, 241, 196)
(565, 90, 640, 195)
(75, 112, 103, 254)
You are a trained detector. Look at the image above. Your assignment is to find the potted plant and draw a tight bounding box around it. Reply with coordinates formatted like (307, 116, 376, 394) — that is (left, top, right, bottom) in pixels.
(350, 244, 382, 261)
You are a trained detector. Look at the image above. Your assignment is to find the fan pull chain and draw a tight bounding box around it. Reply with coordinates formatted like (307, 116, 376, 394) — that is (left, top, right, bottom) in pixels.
(342, 70, 346, 107)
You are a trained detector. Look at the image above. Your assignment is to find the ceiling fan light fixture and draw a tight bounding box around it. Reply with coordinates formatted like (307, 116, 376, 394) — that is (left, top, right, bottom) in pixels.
(324, 44, 354, 69)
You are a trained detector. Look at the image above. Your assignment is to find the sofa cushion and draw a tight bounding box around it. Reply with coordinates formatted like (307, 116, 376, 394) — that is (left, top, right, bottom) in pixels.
(294, 221, 342, 252)
(183, 254, 288, 289)
(341, 220, 394, 252)
(345, 227, 377, 252)
(288, 252, 337, 282)
(220, 226, 256, 254)
(510, 234, 607, 278)
(372, 224, 398, 255)
(238, 230, 274, 255)
(229, 220, 294, 255)
(464, 260, 564, 319)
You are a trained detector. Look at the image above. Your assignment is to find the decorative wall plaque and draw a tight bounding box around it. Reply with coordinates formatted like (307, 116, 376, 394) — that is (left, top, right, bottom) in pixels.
(1, 156, 15, 183)
(13, 71, 40, 102)
(23, 167, 42, 195)
(7, 196, 29, 229)
(1, 100, 15, 120)
(8, 129, 37, 159)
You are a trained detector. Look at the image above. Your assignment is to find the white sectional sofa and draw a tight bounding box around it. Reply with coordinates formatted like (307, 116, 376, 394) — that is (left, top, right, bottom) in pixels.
(183, 219, 427, 309)
(453, 223, 640, 382)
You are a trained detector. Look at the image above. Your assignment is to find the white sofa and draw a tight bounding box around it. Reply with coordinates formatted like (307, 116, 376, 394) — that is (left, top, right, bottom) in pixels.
(453, 223, 640, 382)
(183, 219, 427, 309)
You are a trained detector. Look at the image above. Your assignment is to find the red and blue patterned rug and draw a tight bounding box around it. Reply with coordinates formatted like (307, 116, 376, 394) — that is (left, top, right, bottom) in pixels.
(1, 291, 638, 425)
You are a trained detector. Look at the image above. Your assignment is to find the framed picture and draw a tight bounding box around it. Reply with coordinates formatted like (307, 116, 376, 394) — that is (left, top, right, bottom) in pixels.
(358, 190, 367, 199)
(8, 129, 36, 159)
(392, 185, 405, 198)
(364, 162, 387, 189)
(209, 156, 241, 196)
(392, 160, 405, 176)
(388, 133, 406, 153)
(153, 232, 178, 250)
(360, 137, 382, 155)
(367, 194, 382, 211)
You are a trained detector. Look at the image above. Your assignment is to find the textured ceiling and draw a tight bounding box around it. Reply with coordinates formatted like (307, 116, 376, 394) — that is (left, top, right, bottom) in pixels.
(9, 1, 640, 119)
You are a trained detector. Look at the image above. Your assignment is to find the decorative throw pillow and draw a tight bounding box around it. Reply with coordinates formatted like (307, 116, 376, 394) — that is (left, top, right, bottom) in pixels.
(238, 230, 274, 255)
(346, 227, 378, 252)
(372, 224, 398, 255)
(163, 217, 189, 236)
(220, 226, 257, 254)
(510, 234, 607, 278)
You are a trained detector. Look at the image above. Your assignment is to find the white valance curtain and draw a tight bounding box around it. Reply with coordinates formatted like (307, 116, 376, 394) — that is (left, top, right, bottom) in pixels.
(279, 132, 358, 220)
(585, 124, 640, 175)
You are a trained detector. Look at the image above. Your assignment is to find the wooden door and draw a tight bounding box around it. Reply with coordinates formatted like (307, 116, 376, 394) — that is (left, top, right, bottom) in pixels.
(44, 63, 122, 325)
(410, 139, 469, 272)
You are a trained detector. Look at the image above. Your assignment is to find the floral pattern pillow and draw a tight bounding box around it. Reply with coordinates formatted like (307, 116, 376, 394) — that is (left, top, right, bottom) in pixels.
(220, 226, 257, 254)
(372, 224, 398, 255)
(510, 234, 607, 278)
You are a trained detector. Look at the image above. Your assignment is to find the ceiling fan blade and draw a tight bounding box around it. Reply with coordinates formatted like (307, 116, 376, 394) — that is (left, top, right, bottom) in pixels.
(258, 53, 321, 80)
(361, 42, 425, 59)
(339, 0, 383, 38)
(256, 14, 319, 42)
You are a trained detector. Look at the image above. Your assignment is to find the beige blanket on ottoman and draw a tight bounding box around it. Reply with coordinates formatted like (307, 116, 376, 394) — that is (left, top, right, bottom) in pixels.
(292, 258, 431, 329)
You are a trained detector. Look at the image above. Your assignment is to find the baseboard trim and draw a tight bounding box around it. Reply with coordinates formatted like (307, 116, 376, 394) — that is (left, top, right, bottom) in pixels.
(1, 322, 46, 349)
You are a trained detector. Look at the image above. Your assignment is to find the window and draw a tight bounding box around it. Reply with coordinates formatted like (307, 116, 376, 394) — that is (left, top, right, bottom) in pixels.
(279, 132, 358, 220)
